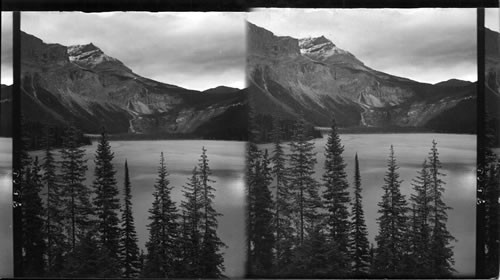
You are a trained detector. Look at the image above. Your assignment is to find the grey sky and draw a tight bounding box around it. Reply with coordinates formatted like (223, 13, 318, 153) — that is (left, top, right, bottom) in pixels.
(1, 12, 13, 85)
(486, 7, 499, 31)
(248, 8, 477, 84)
(21, 12, 246, 91)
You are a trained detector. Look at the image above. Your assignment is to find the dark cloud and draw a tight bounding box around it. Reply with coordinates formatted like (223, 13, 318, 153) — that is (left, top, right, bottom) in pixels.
(1, 12, 13, 85)
(249, 8, 477, 84)
(21, 12, 246, 90)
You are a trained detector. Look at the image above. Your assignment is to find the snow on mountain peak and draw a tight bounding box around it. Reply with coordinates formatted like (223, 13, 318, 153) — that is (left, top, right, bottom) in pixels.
(67, 43, 102, 56)
(298, 35, 350, 59)
(298, 36, 335, 49)
(67, 42, 127, 70)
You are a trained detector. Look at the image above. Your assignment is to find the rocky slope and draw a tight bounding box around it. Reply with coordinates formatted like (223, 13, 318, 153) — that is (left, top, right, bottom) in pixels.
(486, 28, 500, 100)
(20, 31, 247, 139)
(247, 22, 476, 133)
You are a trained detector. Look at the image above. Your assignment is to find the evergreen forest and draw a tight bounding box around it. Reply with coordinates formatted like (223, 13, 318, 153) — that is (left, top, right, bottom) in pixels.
(246, 115, 460, 278)
(13, 123, 226, 278)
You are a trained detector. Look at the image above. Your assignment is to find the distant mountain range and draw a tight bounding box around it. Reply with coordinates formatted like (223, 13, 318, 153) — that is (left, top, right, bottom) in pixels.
(247, 22, 476, 133)
(20, 31, 247, 140)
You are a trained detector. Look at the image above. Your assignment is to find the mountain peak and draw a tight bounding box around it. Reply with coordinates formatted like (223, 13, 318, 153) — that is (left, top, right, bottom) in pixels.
(67, 43, 102, 56)
(298, 35, 335, 49)
(202, 85, 240, 94)
(298, 34, 359, 64)
(67, 42, 132, 73)
(68, 43, 103, 57)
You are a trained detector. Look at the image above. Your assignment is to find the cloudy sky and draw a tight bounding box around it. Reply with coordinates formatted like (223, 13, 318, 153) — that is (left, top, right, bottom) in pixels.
(21, 12, 246, 91)
(249, 8, 477, 84)
(486, 7, 499, 31)
(1, 12, 13, 85)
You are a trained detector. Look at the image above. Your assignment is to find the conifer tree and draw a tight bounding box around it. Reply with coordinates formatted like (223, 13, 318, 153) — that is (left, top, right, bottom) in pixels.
(322, 118, 351, 274)
(402, 205, 419, 274)
(92, 130, 121, 271)
(13, 114, 32, 276)
(181, 167, 204, 277)
(477, 112, 500, 277)
(427, 140, 456, 276)
(374, 145, 408, 277)
(198, 146, 226, 278)
(142, 186, 162, 277)
(270, 117, 294, 274)
(120, 160, 141, 278)
(22, 157, 46, 276)
(139, 250, 145, 275)
(369, 243, 375, 272)
(59, 125, 92, 250)
(42, 128, 66, 276)
(246, 104, 261, 275)
(483, 155, 499, 277)
(350, 153, 370, 276)
(246, 140, 261, 276)
(177, 210, 191, 277)
(250, 154, 275, 276)
(408, 160, 432, 275)
(143, 152, 180, 278)
(288, 119, 320, 245)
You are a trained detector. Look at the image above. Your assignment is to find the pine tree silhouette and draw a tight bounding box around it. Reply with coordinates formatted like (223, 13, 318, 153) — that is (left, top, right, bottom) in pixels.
(427, 140, 456, 276)
(374, 145, 408, 277)
(92, 129, 121, 275)
(350, 153, 370, 276)
(322, 118, 351, 275)
(119, 160, 141, 278)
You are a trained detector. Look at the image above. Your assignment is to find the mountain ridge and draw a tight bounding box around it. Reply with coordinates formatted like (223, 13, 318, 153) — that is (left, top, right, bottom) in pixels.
(247, 22, 476, 133)
(20, 31, 247, 140)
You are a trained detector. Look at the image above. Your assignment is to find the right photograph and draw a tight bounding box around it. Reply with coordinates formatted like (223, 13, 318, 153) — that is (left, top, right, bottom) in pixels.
(478, 7, 500, 279)
(246, 8, 477, 278)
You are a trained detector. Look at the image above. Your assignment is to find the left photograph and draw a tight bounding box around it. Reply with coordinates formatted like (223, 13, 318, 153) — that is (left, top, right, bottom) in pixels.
(15, 12, 247, 278)
(1, 10, 13, 278)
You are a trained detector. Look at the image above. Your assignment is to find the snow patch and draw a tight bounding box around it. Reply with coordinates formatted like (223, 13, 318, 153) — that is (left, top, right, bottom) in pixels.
(299, 36, 350, 61)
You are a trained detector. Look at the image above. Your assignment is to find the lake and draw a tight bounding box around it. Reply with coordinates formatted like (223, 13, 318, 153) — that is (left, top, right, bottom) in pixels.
(259, 133, 476, 277)
(0, 134, 477, 277)
(0, 137, 12, 278)
(30, 140, 246, 278)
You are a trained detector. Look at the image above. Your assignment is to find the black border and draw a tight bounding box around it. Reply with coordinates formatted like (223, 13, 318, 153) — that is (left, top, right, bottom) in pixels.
(2, 1, 499, 279)
(11, 10, 22, 279)
(1, 0, 499, 11)
(1, 0, 248, 11)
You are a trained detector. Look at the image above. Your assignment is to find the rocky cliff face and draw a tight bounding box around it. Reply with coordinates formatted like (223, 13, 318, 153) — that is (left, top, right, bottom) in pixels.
(247, 22, 476, 133)
(20, 31, 246, 139)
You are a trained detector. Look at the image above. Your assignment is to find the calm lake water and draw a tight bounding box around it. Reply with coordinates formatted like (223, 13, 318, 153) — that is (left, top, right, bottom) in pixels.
(260, 133, 476, 276)
(0, 138, 12, 278)
(30, 140, 246, 278)
(0, 134, 477, 277)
